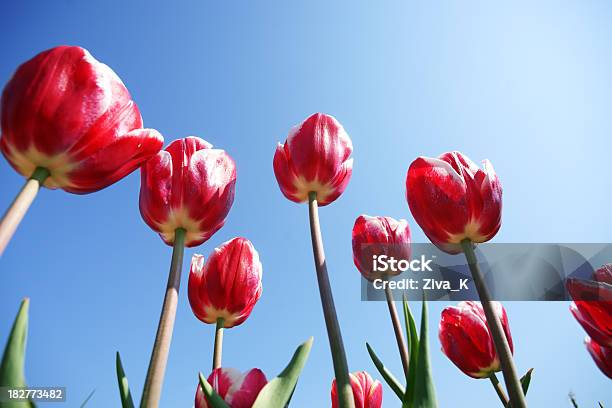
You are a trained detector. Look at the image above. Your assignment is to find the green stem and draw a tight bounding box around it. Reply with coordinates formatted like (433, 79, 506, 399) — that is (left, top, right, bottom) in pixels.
(461, 239, 527, 408)
(0, 166, 49, 256)
(384, 285, 410, 378)
(307, 192, 355, 408)
(489, 372, 509, 407)
(140, 228, 186, 408)
(213, 317, 225, 370)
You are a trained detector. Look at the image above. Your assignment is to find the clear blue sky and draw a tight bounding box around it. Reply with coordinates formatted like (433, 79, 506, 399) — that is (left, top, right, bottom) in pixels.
(1, 1, 611, 407)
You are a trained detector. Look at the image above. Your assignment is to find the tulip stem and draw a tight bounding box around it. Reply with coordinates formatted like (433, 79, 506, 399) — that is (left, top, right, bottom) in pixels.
(461, 239, 527, 408)
(140, 228, 186, 408)
(489, 373, 509, 407)
(0, 166, 49, 256)
(384, 285, 410, 378)
(308, 192, 355, 408)
(212, 317, 224, 370)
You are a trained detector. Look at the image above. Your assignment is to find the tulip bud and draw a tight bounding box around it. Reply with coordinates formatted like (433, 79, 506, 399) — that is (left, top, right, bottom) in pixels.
(351, 215, 411, 281)
(567, 264, 612, 348)
(188, 237, 262, 328)
(195, 368, 267, 408)
(439, 301, 513, 378)
(406, 151, 502, 254)
(139, 137, 236, 247)
(1, 46, 163, 193)
(273, 113, 353, 206)
(585, 337, 612, 379)
(331, 371, 382, 408)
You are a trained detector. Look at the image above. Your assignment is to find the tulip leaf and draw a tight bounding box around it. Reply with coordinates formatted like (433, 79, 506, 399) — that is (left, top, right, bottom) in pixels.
(199, 372, 230, 408)
(0, 299, 35, 408)
(252, 337, 313, 408)
(366, 342, 405, 401)
(520, 368, 533, 396)
(115, 352, 135, 408)
(412, 297, 438, 408)
(403, 295, 420, 406)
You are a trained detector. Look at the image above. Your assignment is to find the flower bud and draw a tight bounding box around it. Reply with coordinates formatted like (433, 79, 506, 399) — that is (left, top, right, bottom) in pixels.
(273, 113, 353, 206)
(351, 215, 411, 281)
(1, 46, 163, 193)
(139, 137, 236, 247)
(585, 337, 612, 379)
(195, 368, 267, 408)
(188, 237, 262, 328)
(406, 151, 501, 254)
(439, 301, 513, 378)
(567, 264, 612, 347)
(331, 371, 382, 408)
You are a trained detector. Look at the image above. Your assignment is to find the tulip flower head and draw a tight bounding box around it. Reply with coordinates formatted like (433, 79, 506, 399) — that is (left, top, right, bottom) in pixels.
(352, 215, 411, 281)
(439, 301, 513, 378)
(585, 337, 612, 379)
(406, 151, 502, 254)
(189, 237, 263, 328)
(331, 371, 382, 408)
(1, 45, 163, 193)
(567, 264, 612, 347)
(273, 113, 353, 206)
(195, 368, 267, 408)
(139, 137, 236, 247)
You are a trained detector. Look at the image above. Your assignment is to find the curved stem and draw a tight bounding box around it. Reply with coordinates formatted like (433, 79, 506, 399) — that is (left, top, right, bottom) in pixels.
(0, 167, 49, 256)
(140, 228, 186, 408)
(308, 192, 354, 408)
(212, 317, 225, 370)
(489, 372, 509, 407)
(384, 285, 410, 378)
(461, 239, 527, 408)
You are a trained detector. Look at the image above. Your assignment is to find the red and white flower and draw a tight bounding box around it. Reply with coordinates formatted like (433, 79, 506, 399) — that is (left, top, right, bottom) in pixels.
(273, 113, 353, 206)
(196, 368, 267, 408)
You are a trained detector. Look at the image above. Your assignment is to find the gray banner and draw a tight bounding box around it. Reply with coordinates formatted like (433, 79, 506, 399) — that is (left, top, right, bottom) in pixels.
(360, 243, 612, 301)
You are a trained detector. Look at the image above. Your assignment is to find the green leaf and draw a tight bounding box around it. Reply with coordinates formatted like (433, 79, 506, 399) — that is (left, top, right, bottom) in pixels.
(252, 337, 313, 408)
(520, 368, 533, 396)
(0, 298, 35, 408)
(366, 342, 405, 401)
(403, 295, 420, 407)
(412, 297, 438, 408)
(199, 373, 230, 408)
(116, 352, 134, 408)
(79, 389, 96, 407)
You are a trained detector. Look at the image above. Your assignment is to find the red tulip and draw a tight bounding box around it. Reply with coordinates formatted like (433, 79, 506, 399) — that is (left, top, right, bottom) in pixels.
(195, 368, 267, 408)
(189, 237, 262, 328)
(439, 301, 513, 378)
(331, 371, 382, 408)
(273, 113, 353, 206)
(1, 45, 163, 193)
(139, 137, 236, 247)
(406, 151, 502, 254)
(567, 264, 612, 347)
(352, 215, 411, 281)
(585, 337, 612, 379)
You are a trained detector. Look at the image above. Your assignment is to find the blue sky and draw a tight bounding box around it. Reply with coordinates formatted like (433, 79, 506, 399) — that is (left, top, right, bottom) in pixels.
(1, 1, 611, 407)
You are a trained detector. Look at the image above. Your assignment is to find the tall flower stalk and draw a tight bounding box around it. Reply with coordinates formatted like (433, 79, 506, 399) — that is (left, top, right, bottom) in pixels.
(0, 167, 49, 254)
(0, 45, 163, 256)
(140, 227, 186, 407)
(461, 241, 525, 407)
(273, 113, 355, 408)
(308, 192, 353, 408)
